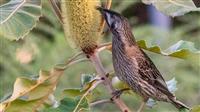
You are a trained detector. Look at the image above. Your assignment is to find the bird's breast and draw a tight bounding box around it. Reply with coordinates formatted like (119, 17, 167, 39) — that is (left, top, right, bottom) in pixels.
(112, 39, 135, 80)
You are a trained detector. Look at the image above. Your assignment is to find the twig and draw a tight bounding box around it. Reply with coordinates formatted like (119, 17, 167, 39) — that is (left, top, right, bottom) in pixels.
(89, 52, 132, 112)
(56, 58, 89, 70)
(48, 0, 63, 24)
(73, 76, 103, 112)
(64, 51, 84, 65)
(90, 99, 113, 107)
(55, 51, 86, 70)
(97, 42, 112, 52)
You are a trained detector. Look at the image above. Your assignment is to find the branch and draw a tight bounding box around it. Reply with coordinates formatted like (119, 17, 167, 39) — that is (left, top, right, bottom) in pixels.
(97, 42, 112, 52)
(55, 52, 87, 70)
(89, 52, 132, 112)
(48, 0, 63, 24)
(90, 99, 113, 107)
(74, 76, 103, 112)
(56, 58, 89, 70)
(64, 52, 84, 65)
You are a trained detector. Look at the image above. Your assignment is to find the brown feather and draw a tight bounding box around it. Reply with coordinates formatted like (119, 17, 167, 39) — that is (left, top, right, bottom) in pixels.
(97, 7, 190, 110)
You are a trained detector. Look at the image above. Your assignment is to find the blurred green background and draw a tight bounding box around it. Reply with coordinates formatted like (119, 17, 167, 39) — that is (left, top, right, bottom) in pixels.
(0, 0, 199, 112)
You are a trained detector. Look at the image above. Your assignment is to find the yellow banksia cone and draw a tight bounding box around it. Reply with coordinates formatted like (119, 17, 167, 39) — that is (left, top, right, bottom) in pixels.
(61, 0, 101, 54)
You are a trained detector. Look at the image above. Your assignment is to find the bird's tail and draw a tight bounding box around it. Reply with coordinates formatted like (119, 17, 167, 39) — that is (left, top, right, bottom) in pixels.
(170, 97, 190, 110)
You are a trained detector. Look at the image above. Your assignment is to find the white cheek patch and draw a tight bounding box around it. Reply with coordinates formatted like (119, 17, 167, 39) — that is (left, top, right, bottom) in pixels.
(106, 14, 114, 27)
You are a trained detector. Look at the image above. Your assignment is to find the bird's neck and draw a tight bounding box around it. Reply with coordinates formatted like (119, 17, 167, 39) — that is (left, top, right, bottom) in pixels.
(112, 29, 137, 48)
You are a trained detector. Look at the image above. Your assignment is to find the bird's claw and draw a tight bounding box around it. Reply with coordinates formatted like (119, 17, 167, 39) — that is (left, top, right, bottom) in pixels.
(112, 90, 123, 99)
(110, 88, 130, 101)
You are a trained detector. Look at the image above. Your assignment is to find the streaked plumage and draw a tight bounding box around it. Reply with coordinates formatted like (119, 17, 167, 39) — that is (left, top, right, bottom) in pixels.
(97, 7, 189, 110)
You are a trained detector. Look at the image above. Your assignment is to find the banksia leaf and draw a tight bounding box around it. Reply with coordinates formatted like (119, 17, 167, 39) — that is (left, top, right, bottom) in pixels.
(61, 0, 102, 54)
(0, 68, 63, 112)
(0, 0, 42, 40)
(142, 0, 200, 17)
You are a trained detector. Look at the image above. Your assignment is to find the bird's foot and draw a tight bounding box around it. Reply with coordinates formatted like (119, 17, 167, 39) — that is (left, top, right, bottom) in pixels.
(110, 88, 130, 101)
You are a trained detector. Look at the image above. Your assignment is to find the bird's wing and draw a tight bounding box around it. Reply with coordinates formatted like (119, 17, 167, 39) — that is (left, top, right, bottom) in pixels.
(126, 46, 174, 97)
(137, 49, 174, 97)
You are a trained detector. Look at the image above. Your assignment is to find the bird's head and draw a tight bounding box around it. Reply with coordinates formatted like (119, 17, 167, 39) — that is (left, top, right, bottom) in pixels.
(97, 7, 136, 44)
(97, 7, 129, 33)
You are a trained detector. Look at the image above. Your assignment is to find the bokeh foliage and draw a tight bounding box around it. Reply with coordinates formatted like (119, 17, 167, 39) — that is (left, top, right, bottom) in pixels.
(0, 0, 200, 112)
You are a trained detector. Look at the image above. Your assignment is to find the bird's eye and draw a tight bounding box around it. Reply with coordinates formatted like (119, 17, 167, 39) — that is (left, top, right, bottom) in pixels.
(111, 22, 117, 30)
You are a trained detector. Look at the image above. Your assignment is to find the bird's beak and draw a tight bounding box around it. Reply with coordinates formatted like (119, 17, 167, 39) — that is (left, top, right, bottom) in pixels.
(96, 6, 114, 28)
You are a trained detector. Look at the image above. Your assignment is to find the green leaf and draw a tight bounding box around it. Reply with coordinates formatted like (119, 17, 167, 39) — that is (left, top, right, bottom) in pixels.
(179, 108, 189, 112)
(0, 0, 42, 40)
(4, 99, 46, 112)
(62, 88, 84, 98)
(192, 105, 200, 112)
(111, 76, 129, 90)
(137, 40, 200, 59)
(142, 0, 200, 17)
(164, 40, 200, 59)
(0, 68, 63, 112)
(81, 74, 95, 86)
(43, 96, 89, 112)
(57, 76, 101, 112)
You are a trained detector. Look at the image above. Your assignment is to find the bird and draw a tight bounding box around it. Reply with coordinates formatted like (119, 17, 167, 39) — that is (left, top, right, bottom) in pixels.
(97, 7, 190, 111)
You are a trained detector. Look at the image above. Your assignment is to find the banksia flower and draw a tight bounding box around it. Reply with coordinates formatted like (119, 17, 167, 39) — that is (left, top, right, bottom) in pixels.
(61, 0, 101, 54)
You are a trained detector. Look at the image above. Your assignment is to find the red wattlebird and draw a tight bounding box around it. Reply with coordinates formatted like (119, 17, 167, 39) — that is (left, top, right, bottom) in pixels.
(97, 7, 190, 111)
